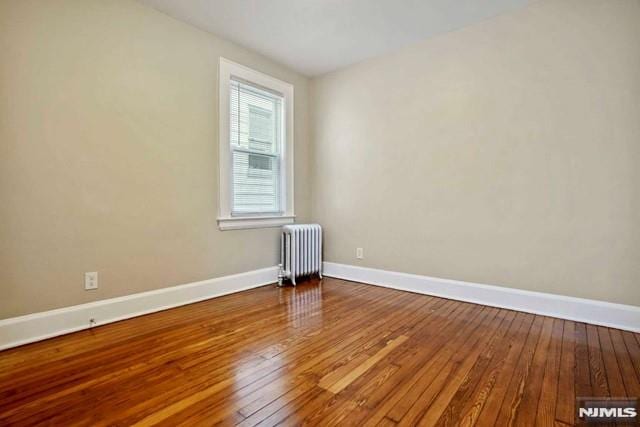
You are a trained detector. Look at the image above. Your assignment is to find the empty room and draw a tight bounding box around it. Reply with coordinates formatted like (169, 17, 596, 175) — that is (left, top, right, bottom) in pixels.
(1, 0, 639, 425)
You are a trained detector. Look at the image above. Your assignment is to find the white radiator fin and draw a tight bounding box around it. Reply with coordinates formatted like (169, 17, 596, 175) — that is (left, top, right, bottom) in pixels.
(280, 224, 322, 285)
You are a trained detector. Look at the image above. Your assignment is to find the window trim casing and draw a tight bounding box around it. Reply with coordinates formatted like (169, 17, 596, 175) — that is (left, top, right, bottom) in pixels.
(218, 58, 295, 230)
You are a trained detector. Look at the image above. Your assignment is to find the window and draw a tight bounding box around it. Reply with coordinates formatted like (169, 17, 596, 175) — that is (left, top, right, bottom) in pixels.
(218, 58, 294, 230)
(230, 80, 281, 214)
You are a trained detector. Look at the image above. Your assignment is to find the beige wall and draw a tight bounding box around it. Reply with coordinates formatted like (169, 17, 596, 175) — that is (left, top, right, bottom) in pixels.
(311, 0, 640, 306)
(0, 0, 311, 318)
(2, 0, 639, 320)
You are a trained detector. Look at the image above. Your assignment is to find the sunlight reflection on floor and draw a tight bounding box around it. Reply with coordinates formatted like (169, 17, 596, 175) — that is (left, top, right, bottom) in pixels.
(278, 280, 324, 329)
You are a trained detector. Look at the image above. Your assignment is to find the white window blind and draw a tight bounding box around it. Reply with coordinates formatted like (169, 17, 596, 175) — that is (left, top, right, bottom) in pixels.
(230, 78, 283, 215)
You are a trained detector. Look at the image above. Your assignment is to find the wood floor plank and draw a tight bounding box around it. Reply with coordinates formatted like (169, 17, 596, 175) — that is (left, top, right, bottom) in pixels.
(320, 335, 408, 394)
(6, 284, 376, 424)
(586, 324, 610, 398)
(490, 315, 545, 426)
(171, 288, 435, 426)
(0, 278, 637, 426)
(598, 327, 627, 397)
(574, 322, 593, 399)
(304, 301, 484, 426)
(124, 285, 417, 426)
(535, 318, 564, 427)
(472, 313, 536, 427)
(554, 320, 576, 426)
(225, 298, 436, 424)
(431, 310, 520, 427)
(365, 304, 492, 425)
(510, 316, 555, 427)
(412, 310, 515, 426)
(241, 298, 458, 426)
(609, 329, 640, 398)
(451, 312, 532, 427)
(395, 308, 508, 426)
(622, 331, 640, 384)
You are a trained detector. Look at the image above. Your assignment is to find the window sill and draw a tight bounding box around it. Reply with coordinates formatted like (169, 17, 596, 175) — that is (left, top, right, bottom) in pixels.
(217, 215, 295, 231)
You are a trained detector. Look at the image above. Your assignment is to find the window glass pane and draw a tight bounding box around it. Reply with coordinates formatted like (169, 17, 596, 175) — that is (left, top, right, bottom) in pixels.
(248, 105, 274, 152)
(230, 79, 281, 155)
(230, 78, 283, 214)
(232, 151, 280, 214)
(248, 153, 272, 171)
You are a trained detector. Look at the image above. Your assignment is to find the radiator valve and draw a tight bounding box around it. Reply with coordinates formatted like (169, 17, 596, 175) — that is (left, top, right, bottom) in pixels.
(277, 263, 285, 287)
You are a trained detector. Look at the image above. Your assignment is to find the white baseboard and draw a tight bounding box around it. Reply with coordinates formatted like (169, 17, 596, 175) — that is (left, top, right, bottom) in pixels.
(0, 266, 278, 351)
(3, 262, 637, 351)
(323, 262, 640, 333)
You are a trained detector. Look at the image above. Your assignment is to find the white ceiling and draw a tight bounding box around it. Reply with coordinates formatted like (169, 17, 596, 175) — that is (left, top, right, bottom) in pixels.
(138, 0, 529, 76)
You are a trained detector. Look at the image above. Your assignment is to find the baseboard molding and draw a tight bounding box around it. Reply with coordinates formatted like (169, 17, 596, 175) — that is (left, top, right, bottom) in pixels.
(0, 266, 278, 351)
(323, 262, 640, 332)
(3, 262, 637, 351)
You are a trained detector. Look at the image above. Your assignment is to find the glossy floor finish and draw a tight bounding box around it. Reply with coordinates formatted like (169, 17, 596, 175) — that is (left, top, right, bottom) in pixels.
(1, 278, 639, 426)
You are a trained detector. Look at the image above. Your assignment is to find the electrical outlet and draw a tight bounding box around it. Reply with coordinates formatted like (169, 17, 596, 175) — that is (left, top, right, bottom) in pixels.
(356, 247, 364, 259)
(85, 272, 98, 290)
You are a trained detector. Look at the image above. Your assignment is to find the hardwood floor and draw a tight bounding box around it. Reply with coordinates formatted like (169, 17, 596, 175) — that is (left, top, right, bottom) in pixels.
(1, 277, 639, 426)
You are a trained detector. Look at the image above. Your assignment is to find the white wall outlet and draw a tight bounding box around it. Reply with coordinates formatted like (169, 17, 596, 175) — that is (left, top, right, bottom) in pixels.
(85, 272, 98, 290)
(356, 247, 364, 259)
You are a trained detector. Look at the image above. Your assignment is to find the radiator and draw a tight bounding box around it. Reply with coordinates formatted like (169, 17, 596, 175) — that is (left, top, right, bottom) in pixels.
(278, 224, 323, 286)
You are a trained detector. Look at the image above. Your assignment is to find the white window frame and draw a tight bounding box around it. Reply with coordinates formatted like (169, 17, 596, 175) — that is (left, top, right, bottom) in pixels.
(217, 58, 295, 230)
